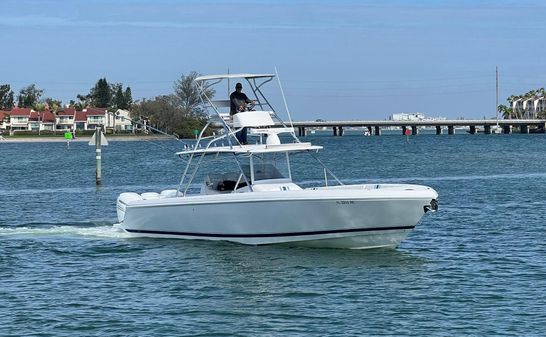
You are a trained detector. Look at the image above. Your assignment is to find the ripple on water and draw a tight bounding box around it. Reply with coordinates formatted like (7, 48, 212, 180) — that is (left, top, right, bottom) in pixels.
(1, 136, 546, 335)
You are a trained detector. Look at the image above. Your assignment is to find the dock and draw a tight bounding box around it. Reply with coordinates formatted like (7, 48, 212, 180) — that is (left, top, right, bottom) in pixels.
(291, 119, 546, 136)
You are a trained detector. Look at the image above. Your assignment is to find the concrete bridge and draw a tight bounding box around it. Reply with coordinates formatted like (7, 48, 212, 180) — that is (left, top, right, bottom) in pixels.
(290, 119, 546, 136)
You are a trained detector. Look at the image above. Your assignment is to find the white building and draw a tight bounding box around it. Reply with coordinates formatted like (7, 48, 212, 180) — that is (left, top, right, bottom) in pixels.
(106, 109, 133, 132)
(9, 108, 32, 132)
(0, 110, 10, 130)
(389, 113, 425, 121)
(512, 97, 546, 119)
(3, 107, 136, 133)
(85, 107, 107, 130)
(56, 107, 76, 131)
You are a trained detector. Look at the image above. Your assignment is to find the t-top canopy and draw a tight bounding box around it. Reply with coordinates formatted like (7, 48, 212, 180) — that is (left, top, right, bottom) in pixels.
(195, 73, 276, 82)
(176, 142, 322, 156)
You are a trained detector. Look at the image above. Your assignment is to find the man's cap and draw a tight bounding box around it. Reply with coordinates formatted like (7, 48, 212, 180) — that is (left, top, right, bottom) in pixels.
(235, 82, 242, 88)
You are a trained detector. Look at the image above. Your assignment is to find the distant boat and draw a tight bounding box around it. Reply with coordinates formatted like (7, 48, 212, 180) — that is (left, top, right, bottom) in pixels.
(491, 125, 502, 134)
(466, 125, 503, 134)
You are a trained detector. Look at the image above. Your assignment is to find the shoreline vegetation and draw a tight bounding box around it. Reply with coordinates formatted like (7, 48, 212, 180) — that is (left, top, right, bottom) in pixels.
(0, 134, 174, 143)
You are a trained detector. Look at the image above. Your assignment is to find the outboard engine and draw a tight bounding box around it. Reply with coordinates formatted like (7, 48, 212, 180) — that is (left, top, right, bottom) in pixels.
(116, 192, 142, 222)
(424, 199, 439, 213)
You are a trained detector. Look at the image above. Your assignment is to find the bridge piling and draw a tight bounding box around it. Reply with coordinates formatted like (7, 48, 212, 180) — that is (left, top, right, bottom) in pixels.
(411, 126, 418, 135)
(520, 125, 529, 134)
(484, 125, 491, 134)
(436, 126, 442, 135)
(469, 125, 476, 134)
(374, 126, 381, 136)
(448, 125, 455, 135)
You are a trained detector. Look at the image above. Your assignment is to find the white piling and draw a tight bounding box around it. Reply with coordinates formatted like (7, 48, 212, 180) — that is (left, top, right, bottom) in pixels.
(96, 127, 102, 186)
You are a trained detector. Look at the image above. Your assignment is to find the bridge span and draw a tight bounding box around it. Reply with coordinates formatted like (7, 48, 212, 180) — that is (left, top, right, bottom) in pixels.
(289, 119, 546, 136)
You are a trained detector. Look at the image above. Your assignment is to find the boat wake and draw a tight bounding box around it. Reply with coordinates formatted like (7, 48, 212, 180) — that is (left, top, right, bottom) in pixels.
(0, 223, 130, 239)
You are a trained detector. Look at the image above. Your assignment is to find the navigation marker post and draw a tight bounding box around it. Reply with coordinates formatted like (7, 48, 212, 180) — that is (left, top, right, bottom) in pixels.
(404, 128, 411, 142)
(64, 130, 72, 149)
(88, 127, 108, 186)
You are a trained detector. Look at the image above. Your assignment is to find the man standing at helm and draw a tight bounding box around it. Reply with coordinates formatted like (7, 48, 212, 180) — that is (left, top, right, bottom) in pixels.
(230, 82, 254, 145)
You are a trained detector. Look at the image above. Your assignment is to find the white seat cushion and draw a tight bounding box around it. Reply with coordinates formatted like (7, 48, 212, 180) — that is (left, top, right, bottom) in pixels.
(232, 111, 275, 128)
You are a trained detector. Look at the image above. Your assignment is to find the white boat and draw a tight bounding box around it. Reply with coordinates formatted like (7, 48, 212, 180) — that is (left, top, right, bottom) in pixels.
(116, 73, 438, 249)
(491, 124, 503, 134)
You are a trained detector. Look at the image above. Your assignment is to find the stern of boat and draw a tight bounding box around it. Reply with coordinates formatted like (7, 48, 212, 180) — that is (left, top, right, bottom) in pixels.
(116, 192, 141, 222)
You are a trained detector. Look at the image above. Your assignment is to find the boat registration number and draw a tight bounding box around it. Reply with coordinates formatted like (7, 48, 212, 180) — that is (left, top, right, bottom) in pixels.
(336, 200, 355, 205)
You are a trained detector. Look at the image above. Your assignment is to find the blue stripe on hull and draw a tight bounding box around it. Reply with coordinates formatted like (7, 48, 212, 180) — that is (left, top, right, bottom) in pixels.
(124, 225, 415, 238)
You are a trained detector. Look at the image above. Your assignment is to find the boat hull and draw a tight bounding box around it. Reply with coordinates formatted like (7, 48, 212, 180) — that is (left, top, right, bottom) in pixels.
(117, 185, 438, 249)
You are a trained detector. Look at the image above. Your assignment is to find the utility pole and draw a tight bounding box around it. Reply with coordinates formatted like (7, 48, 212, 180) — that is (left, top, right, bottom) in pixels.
(496, 66, 499, 123)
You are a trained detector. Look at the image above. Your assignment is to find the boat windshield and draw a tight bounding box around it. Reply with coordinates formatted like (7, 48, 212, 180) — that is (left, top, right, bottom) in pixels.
(252, 153, 290, 182)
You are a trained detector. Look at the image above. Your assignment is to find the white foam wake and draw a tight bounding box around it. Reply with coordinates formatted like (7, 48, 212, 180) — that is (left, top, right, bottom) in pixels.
(0, 224, 131, 239)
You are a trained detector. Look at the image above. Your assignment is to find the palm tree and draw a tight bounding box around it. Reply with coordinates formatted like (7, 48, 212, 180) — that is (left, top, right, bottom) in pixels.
(498, 104, 512, 119)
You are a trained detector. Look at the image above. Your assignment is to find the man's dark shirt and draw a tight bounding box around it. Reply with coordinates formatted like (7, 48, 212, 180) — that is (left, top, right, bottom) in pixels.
(230, 91, 251, 115)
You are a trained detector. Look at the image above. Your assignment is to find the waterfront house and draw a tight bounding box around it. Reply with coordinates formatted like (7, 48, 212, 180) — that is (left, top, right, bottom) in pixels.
(0, 110, 10, 130)
(533, 97, 546, 117)
(37, 110, 56, 131)
(28, 111, 40, 131)
(7, 108, 56, 133)
(9, 108, 32, 132)
(74, 110, 87, 130)
(85, 107, 107, 129)
(56, 108, 76, 131)
(106, 109, 133, 132)
(4, 106, 137, 133)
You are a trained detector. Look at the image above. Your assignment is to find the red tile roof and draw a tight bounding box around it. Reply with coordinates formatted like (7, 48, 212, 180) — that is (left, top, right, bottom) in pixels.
(29, 111, 39, 121)
(40, 110, 55, 123)
(85, 107, 107, 116)
(75, 111, 87, 122)
(57, 107, 76, 116)
(10, 108, 31, 116)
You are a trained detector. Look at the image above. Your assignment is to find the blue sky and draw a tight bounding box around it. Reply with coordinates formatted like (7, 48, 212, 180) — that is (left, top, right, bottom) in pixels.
(1, 0, 545, 120)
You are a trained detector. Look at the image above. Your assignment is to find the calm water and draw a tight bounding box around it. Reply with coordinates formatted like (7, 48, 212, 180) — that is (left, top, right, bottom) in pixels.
(1, 133, 545, 336)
